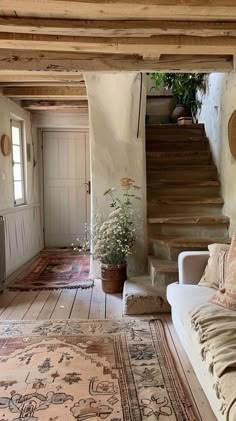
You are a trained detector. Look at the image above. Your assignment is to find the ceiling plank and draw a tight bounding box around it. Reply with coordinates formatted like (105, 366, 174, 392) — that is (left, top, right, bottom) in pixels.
(0, 72, 84, 83)
(22, 100, 88, 112)
(1, 17, 236, 37)
(3, 86, 87, 99)
(0, 51, 232, 73)
(1, 34, 236, 56)
(1, 1, 236, 21)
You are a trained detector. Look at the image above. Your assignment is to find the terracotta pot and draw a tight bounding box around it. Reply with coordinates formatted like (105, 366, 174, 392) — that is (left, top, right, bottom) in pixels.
(101, 263, 127, 294)
(171, 104, 189, 123)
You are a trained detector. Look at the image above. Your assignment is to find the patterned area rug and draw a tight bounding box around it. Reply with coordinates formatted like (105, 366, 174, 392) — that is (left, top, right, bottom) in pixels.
(9, 250, 93, 291)
(0, 319, 198, 421)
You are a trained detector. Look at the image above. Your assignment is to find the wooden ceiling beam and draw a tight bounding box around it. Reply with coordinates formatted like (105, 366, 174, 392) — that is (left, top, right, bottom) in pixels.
(3, 86, 87, 99)
(0, 51, 232, 73)
(1, 17, 236, 38)
(0, 72, 84, 83)
(1, 1, 236, 21)
(1, 34, 236, 56)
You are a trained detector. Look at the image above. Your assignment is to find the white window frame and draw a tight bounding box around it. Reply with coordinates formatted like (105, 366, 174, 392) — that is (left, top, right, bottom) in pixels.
(11, 119, 25, 206)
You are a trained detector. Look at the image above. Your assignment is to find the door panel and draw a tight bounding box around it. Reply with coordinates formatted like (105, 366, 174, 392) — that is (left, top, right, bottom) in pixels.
(43, 131, 89, 247)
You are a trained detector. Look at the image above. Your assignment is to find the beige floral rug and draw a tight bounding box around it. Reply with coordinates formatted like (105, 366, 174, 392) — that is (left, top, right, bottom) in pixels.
(0, 319, 198, 420)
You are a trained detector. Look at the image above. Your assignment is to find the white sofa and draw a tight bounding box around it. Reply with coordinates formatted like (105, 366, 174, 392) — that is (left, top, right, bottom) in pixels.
(167, 251, 224, 421)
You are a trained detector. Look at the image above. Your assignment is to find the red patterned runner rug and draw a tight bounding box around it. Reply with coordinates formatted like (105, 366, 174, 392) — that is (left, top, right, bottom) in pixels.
(9, 249, 93, 291)
(0, 318, 198, 421)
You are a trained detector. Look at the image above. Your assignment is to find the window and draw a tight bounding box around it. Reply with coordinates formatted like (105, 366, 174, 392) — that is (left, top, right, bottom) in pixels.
(11, 120, 25, 205)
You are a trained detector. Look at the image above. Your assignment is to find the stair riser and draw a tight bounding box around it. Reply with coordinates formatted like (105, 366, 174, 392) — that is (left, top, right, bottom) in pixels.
(148, 186, 220, 198)
(149, 267, 179, 286)
(147, 204, 223, 216)
(146, 127, 204, 139)
(146, 142, 208, 152)
(147, 156, 211, 166)
(147, 171, 218, 181)
(149, 241, 208, 261)
(148, 224, 229, 238)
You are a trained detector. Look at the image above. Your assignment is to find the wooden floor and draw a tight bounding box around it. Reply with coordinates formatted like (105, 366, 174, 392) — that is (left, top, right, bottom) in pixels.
(2, 260, 217, 421)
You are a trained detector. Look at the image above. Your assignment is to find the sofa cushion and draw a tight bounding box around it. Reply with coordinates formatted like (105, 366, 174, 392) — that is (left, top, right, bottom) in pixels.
(211, 232, 236, 309)
(198, 243, 229, 290)
(167, 283, 214, 327)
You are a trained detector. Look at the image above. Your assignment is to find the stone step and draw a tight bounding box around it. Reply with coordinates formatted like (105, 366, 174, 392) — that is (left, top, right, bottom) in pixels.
(146, 150, 211, 166)
(148, 197, 224, 216)
(148, 201, 224, 217)
(149, 236, 230, 260)
(123, 275, 171, 315)
(148, 214, 229, 237)
(148, 256, 178, 285)
(146, 140, 209, 152)
(148, 181, 221, 198)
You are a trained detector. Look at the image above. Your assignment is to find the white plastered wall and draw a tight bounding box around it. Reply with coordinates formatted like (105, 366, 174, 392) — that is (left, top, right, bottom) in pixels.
(198, 73, 236, 234)
(84, 72, 147, 277)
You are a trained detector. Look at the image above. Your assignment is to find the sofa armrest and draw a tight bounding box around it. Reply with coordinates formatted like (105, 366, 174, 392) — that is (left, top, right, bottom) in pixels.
(178, 251, 209, 285)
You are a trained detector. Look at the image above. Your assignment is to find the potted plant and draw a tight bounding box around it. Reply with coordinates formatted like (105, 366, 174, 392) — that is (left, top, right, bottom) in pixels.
(93, 178, 141, 293)
(151, 73, 206, 123)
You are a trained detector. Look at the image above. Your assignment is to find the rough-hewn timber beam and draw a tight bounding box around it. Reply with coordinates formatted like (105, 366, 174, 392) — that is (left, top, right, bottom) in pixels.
(1, 17, 236, 38)
(1, 34, 236, 56)
(0, 52, 232, 73)
(0, 72, 84, 83)
(1, 1, 236, 21)
(22, 100, 88, 112)
(3, 86, 87, 99)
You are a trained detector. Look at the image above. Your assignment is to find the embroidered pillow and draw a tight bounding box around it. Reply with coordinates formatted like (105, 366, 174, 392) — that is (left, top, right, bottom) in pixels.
(198, 243, 230, 289)
(210, 233, 236, 309)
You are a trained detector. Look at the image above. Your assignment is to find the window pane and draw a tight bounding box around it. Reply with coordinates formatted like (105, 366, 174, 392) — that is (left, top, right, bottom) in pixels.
(12, 127, 20, 145)
(13, 163, 22, 181)
(14, 181, 23, 200)
(12, 145, 21, 163)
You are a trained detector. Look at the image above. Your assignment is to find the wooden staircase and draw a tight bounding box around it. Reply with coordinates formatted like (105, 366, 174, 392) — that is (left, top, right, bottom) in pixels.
(146, 124, 230, 287)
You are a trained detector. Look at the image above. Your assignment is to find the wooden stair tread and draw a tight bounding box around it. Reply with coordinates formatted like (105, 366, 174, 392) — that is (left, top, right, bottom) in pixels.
(149, 236, 230, 248)
(148, 215, 229, 225)
(148, 256, 178, 273)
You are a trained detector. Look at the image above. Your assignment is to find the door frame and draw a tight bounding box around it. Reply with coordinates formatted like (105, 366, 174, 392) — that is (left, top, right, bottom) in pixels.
(38, 128, 90, 247)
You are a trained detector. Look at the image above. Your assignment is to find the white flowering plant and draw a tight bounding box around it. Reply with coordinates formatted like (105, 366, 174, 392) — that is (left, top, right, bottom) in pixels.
(93, 178, 141, 266)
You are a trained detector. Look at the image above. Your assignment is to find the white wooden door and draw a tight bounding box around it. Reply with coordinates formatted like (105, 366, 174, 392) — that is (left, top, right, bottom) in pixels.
(43, 130, 90, 247)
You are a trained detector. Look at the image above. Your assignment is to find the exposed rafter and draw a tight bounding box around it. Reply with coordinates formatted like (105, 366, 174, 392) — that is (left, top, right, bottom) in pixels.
(1, 34, 236, 56)
(3, 86, 87, 99)
(1, 1, 236, 21)
(0, 51, 232, 73)
(22, 100, 88, 112)
(0, 18, 236, 38)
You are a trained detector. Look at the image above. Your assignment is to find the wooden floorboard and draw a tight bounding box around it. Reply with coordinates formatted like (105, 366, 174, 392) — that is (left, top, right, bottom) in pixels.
(37, 290, 61, 320)
(23, 290, 51, 320)
(70, 287, 92, 319)
(89, 279, 106, 319)
(50, 289, 77, 320)
(1, 291, 39, 320)
(0, 290, 19, 316)
(106, 292, 123, 319)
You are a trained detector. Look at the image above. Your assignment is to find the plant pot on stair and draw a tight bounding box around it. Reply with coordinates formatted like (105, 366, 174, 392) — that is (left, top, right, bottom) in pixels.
(93, 177, 141, 294)
(150, 73, 206, 122)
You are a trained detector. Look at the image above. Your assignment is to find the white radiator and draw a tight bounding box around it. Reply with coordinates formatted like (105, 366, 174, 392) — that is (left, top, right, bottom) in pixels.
(0, 216, 5, 292)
